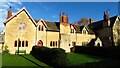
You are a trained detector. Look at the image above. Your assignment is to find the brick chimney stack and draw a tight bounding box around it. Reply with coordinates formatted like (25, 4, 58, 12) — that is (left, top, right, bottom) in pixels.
(6, 6, 12, 19)
(60, 12, 68, 23)
(63, 13, 68, 23)
(89, 18, 94, 23)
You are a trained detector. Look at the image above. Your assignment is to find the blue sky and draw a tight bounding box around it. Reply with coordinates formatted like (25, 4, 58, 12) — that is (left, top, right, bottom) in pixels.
(18, 2, 118, 23)
(0, 2, 119, 29)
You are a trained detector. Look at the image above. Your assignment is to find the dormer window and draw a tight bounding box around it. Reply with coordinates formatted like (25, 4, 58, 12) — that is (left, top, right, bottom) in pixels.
(38, 25, 44, 31)
(19, 23, 25, 30)
(70, 29, 74, 33)
(83, 30, 86, 34)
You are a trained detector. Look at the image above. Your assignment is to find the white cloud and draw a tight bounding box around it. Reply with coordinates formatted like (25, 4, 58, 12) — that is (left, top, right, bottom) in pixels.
(0, 0, 23, 29)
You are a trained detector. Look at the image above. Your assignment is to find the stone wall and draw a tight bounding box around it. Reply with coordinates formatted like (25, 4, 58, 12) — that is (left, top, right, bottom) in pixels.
(5, 10, 36, 54)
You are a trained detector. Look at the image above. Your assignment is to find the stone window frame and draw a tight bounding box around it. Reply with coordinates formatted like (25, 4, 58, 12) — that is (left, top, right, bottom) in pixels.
(50, 41, 57, 47)
(14, 41, 17, 47)
(19, 23, 25, 30)
(38, 25, 44, 31)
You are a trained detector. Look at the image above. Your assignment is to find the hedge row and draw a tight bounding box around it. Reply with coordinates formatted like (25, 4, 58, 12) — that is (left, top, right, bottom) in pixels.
(74, 46, 120, 58)
(31, 46, 69, 67)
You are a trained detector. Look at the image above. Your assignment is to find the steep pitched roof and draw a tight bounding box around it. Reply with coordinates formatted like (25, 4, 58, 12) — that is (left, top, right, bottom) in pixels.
(85, 25, 95, 34)
(44, 20, 60, 31)
(73, 24, 84, 33)
(4, 7, 37, 26)
(34, 19, 39, 23)
(37, 19, 60, 32)
(89, 15, 118, 30)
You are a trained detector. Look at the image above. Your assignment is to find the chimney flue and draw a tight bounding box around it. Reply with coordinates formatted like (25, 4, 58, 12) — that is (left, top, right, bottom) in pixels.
(63, 13, 68, 23)
(60, 12, 63, 22)
(103, 10, 109, 20)
(6, 6, 12, 19)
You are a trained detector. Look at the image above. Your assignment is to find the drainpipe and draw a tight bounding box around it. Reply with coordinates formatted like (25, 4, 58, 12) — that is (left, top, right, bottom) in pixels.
(18, 38, 20, 55)
(35, 27, 37, 45)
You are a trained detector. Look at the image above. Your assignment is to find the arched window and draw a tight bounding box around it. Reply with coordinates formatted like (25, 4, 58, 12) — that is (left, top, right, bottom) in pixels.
(18, 41, 21, 47)
(53, 41, 55, 46)
(14, 41, 17, 47)
(56, 41, 57, 46)
(73, 29, 74, 33)
(41, 26, 44, 31)
(38, 25, 41, 31)
(26, 41, 28, 47)
(50, 41, 52, 47)
(22, 41, 24, 47)
(38, 25, 44, 31)
(83, 30, 86, 34)
(70, 29, 72, 33)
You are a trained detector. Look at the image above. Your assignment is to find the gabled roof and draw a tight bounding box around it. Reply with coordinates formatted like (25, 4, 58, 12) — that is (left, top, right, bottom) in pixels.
(4, 7, 37, 26)
(89, 15, 118, 30)
(44, 20, 60, 31)
(37, 19, 60, 32)
(34, 19, 39, 23)
(72, 24, 84, 33)
(85, 25, 95, 34)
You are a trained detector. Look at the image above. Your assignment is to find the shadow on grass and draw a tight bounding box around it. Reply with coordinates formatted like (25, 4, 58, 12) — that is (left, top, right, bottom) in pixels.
(67, 58, 120, 68)
(19, 55, 45, 68)
(2, 66, 42, 68)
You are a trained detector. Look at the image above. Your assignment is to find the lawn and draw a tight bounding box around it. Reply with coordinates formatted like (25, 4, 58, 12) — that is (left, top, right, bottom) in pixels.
(2, 54, 51, 68)
(67, 53, 120, 68)
(2, 53, 120, 68)
(2, 53, 101, 68)
(67, 53, 101, 66)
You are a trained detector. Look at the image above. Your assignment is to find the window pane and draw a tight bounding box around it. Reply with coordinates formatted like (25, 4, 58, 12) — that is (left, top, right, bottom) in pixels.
(56, 41, 57, 46)
(26, 41, 28, 47)
(42, 26, 44, 31)
(22, 41, 24, 47)
(14, 41, 17, 47)
(70, 29, 72, 33)
(50, 41, 52, 47)
(53, 42, 55, 46)
(18, 41, 21, 47)
(38, 25, 40, 31)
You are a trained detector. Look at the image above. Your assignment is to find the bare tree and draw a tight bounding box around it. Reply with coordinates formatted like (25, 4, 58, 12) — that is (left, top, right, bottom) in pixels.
(77, 18, 89, 26)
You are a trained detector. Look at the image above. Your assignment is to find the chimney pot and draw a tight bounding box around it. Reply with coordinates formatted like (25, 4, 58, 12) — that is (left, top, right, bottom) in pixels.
(6, 6, 12, 19)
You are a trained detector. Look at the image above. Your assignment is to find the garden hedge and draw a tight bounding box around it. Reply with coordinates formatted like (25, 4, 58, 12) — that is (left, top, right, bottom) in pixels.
(31, 46, 69, 67)
(74, 46, 120, 58)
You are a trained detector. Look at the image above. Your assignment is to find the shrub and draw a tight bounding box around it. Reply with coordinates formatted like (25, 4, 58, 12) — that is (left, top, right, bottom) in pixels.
(86, 39, 96, 47)
(31, 46, 69, 67)
(3, 49, 9, 55)
(2, 45, 10, 55)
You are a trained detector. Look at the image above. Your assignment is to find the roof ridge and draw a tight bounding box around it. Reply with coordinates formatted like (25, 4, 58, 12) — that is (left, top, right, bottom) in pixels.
(4, 7, 37, 26)
(93, 15, 118, 24)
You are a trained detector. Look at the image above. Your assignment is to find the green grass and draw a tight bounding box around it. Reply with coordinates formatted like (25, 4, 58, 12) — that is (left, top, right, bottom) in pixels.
(2, 54, 51, 68)
(67, 53, 120, 68)
(2, 53, 101, 67)
(67, 53, 101, 66)
(2, 53, 120, 68)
